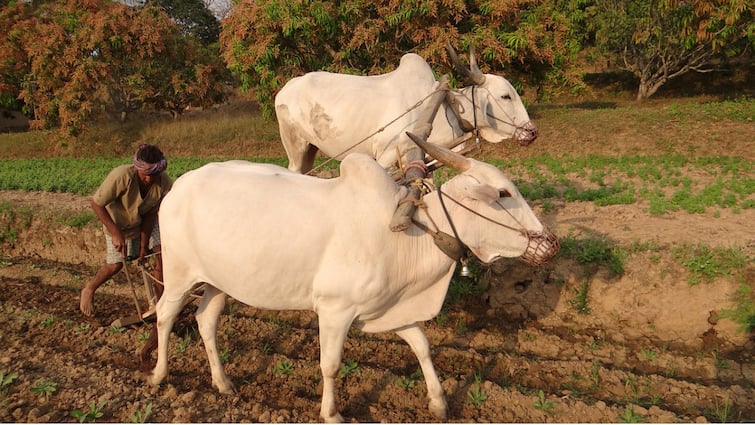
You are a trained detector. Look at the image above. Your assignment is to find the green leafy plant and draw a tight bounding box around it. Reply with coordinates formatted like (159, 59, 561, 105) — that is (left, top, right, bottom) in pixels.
(1, 371, 18, 395)
(129, 402, 153, 423)
(559, 235, 625, 276)
(108, 325, 126, 334)
(640, 349, 657, 362)
(711, 396, 731, 423)
(673, 243, 748, 286)
(273, 360, 294, 375)
(70, 401, 106, 423)
(30, 379, 57, 401)
(396, 368, 422, 391)
(40, 314, 56, 328)
(718, 283, 755, 333)
(466, 374, 488, 409)
(569, 279, 592, 314)
(73, 323, 91, 333)
(338, 359, 359, 379)
(175, 334, 192, 354)
(219, 347, 231, 364)
(533, 389, 557, 411)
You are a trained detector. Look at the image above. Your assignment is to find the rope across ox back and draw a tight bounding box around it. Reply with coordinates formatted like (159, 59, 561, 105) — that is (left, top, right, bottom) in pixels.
(305, 87, 447, 176)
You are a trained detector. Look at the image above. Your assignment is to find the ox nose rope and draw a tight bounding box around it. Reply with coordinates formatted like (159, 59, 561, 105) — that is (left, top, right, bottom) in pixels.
(413, 185, 559, 267)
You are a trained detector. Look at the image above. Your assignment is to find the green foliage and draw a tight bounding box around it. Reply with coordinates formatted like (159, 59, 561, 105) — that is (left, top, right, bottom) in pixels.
(533, 389, 558, 411)
(338, 359, 359, 379)
(70, 401, 106, 423)
(221, 0, 584, 114)
(153, 0, 220, 45)
(273, 360, 294, 375)
(559, 235, 625, 276)
(129, 402, 153, 423)
(0, 371, 18, 395)
(0, 201, 33, 245)
(396, 369, 422, 391)
(569, 279, 592, 315)
(0, 157, 290, 195)
(30, 379, 57, 401)
(466, 374, 488, 408)
(0, 0, 227, 134)
(672, 243, 748, 286)
(40, 314, 55, 328)
(717, 283, 755, 333)
(588, 0, 753, 100)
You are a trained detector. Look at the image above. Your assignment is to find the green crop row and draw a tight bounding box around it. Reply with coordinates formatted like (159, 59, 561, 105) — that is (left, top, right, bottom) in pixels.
(1, 155, 752, 215)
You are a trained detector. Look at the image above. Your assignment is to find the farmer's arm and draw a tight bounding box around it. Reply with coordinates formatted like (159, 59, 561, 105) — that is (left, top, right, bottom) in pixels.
(91, 199, 125, 253)
(138, 206, 159, 258)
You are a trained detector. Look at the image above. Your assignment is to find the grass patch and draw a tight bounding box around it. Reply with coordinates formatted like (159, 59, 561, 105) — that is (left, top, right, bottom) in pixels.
(558, 234, 625, 276)
(0, 201, 34, 245)
(717, 284, 755, 334)
(672, 243, 749, 286)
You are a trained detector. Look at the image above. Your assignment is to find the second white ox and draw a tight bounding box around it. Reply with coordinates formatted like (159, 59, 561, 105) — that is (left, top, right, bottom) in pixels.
(275, 46, 538, 174)
(147, 137, 558, 422)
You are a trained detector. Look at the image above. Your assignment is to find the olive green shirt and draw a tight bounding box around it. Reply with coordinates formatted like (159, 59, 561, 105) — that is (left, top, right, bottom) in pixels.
(92, 164, 173, 239)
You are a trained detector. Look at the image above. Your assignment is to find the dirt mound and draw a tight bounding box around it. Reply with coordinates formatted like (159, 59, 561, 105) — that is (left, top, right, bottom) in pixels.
(1, 190, 753, 422)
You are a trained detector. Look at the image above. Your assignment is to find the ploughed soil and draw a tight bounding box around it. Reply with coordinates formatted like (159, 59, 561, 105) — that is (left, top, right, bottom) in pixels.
(1, 92, 754, 422)
(1, 185, 754, 423)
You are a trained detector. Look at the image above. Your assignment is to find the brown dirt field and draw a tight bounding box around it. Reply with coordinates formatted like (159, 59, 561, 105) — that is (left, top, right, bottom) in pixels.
(1, 93, 754, 422)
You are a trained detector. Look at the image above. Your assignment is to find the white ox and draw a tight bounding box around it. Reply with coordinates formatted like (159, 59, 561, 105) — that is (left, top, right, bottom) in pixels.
(275, 46, 538, 174)
(147, 138, 558, 422)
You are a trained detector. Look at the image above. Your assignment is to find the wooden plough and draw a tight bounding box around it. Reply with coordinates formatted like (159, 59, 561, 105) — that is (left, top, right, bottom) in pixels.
(110, 259, 161, 328)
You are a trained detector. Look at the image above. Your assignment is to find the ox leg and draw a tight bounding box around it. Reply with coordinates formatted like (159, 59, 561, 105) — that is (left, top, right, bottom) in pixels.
(395, 324, 448, 420)
(299, 144, 319, 174)
(317, 309, 354, 423)
(148, 289, 188, 386)
(195, 285, 234, 394)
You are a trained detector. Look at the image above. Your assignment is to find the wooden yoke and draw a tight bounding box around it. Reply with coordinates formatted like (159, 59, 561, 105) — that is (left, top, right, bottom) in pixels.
(389, 74, 450, 232)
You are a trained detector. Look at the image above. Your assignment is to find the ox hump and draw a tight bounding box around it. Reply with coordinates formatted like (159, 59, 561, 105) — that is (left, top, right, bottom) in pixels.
(339, 153, 407, 200)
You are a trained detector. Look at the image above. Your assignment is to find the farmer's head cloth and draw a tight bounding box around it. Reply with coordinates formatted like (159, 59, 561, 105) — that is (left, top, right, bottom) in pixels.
(133, 143, 167, 176)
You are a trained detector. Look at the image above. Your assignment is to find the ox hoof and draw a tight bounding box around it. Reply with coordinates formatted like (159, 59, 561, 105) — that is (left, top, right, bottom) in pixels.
(429, 398, 448, 421)
(321, 413, 344, 423)
(144, 372, 163, 387)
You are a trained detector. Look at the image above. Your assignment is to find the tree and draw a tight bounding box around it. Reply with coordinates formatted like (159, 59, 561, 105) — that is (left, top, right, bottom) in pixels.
(220, 0, 584, 116)
(589, 0, 753, 101)
(0, 0, 228, 134)
(151, 0, 221, 45)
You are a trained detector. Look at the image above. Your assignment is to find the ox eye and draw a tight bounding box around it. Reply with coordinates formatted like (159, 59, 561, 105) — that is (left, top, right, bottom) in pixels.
(501, 94, 512, 100)
(499, 189, 512, 198)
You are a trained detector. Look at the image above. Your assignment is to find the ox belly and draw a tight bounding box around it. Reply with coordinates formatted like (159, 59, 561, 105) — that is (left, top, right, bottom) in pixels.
(159, 157, 451, 330)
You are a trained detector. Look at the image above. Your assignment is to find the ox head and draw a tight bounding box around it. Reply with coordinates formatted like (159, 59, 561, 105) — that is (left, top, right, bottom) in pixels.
(446, 43, 538, 146)
(408, 131, 558, 266)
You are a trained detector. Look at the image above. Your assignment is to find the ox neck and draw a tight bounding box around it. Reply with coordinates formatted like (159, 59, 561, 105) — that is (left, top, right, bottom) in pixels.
(411, 188, 469, 263)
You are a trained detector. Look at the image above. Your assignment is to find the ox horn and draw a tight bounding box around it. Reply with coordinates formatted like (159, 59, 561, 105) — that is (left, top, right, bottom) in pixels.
(406, 132, 471, 172)
(446, 42, 485, 86)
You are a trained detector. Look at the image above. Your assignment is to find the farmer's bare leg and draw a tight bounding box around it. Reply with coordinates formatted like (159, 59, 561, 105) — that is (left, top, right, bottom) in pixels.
(80, 262, 123, 316)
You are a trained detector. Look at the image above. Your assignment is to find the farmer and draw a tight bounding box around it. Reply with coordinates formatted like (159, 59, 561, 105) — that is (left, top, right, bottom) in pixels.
(79, 143, 173, 317)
